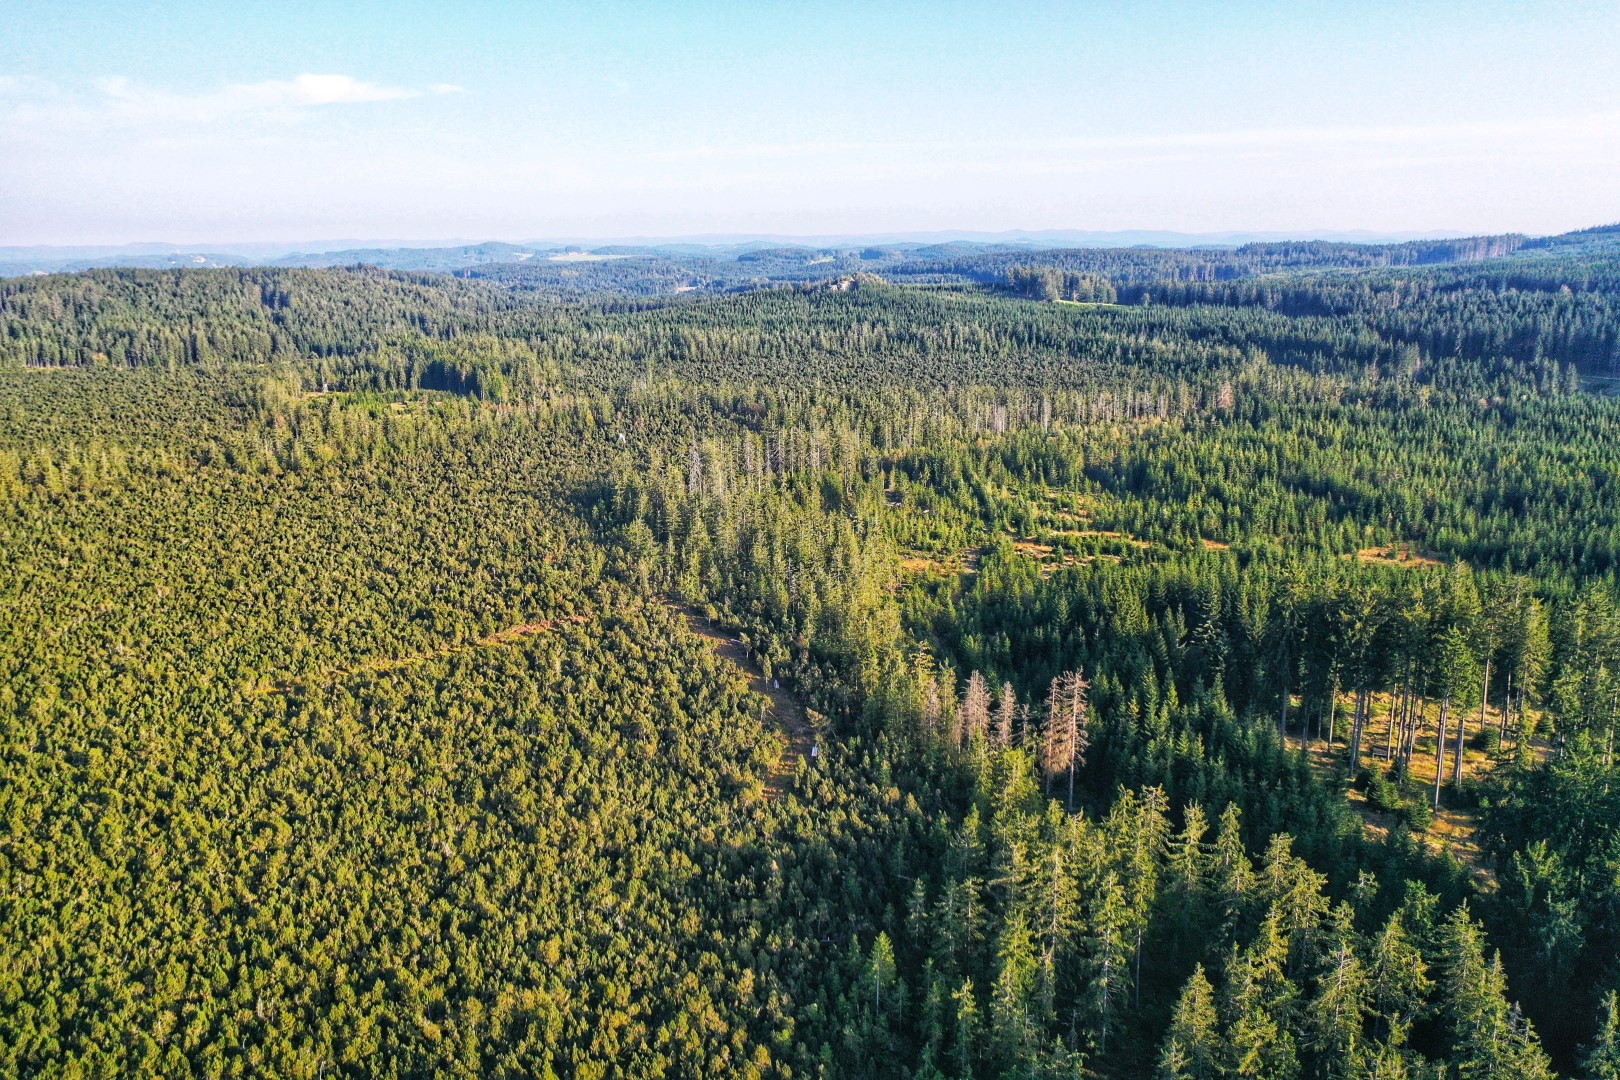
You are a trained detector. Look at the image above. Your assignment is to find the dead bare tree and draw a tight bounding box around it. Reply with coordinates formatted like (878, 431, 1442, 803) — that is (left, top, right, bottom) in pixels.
(1044, 669, 1091, 809)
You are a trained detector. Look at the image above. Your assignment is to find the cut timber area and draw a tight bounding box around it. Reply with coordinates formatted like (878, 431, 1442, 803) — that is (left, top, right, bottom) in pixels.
(1353, 544, 1445, 568)
(675, 604, 817, 797)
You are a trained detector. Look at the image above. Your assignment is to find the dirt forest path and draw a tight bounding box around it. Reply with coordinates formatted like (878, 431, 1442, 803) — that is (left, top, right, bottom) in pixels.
(264, 601, 818, 794)
(674, 604, 818, 796)
(263, 614, 592, 696)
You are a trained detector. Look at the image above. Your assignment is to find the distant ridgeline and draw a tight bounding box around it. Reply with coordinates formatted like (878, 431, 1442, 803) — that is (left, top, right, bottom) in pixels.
(951, 231, 1548, 290)
(3, 224, 1618, 381)
(5, 225, 1620, 1078)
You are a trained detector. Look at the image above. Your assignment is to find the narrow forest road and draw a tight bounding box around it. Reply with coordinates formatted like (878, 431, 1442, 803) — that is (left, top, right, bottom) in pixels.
(673, 604, 817, 796)
(266, 602, 818, 796)
(263, 614, 592, 696)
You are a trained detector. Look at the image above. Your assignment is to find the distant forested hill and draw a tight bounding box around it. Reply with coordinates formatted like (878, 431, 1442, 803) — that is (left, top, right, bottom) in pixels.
(7, 222, 1617, 292)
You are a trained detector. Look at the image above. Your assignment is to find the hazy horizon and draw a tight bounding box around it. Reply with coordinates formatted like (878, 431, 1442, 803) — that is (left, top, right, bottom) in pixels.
(0, 225, 1518, 257)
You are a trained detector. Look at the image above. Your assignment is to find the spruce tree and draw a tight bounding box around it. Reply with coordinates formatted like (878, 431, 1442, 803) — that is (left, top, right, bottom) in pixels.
(1080, 870, 1131, 1057)
(1212, 803, 1254, 941)
(1157, 965, 1222, 1080)
(990, 917, 1040, 1074)
(1366, 913, 1431, 1047)
(1305, 906, 1371, 1077)
(1440, 905, 1555, 1080)
(1223, 910, 1302, 1079)
(1584, 990, 1620, 1080)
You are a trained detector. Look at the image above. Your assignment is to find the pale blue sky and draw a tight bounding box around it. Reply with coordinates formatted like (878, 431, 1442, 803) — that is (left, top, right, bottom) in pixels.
(3, 1, 1617, 244)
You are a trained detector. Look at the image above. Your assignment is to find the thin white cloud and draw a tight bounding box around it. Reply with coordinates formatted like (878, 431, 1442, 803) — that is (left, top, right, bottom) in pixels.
(94, 73, 422, 122)
(0, 73, 455, 135)
(228, 73, 419, 107)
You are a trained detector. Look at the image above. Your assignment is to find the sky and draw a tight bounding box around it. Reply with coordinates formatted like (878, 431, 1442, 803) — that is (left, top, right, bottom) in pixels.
(2, 0, 1618, 245)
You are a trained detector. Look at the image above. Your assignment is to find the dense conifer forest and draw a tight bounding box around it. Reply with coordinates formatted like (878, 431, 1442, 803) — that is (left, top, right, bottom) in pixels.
(5, 227, 1620, 1078)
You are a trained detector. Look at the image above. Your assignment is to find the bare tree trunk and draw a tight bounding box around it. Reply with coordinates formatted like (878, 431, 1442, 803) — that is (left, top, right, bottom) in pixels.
(1279, 666, 1290, 744)
(1350, 688, 1369, 771)
(1452, 704, 1467, 787)
(1327, 676, 1339, 743)
(1397, 698, 1411, 775)
(1398, 678, 1418, 764)
(1520, 683, 1533, 750)
(1384, 687, 1400, 761)
(1404, 693, 1427, 770)
(1434, 696, 1450, 809)
(1501, 671, 1513, 744)
(1456, 661, 1484, 786)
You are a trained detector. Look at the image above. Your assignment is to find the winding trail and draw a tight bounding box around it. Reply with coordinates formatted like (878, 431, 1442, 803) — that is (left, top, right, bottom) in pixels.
(264, 614, 592, 695)
(674, 604, 817, 796)
(262, 603, 817, 796)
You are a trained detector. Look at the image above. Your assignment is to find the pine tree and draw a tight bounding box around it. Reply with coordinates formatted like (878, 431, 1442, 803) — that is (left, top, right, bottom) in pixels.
(1212, 803, 1254, 941)
(990, 916, 1040, 1074)
(1503, 596, 1551, 748)
(1165, 803, 1210, 908)
(848, 931, 904, 1072)
(1466, 584, 1503, 784)
(952, 978, 980, 1080)
(1345, 595, 1391, 773)
(1164, 803, 1212, 953)
(1080, 870, 1131, 1057)
(1257, 834, 1328, 974)
(1034, 829, 1078, 1026)
(869, 931, 899, 1013)
(917, 960, 947, 1077)
(1434, 625, 1477, 808)
(933, 876, 985, 987)
(1359, 1042, 1414, 1079)
(1118, 787, 1170, 1006)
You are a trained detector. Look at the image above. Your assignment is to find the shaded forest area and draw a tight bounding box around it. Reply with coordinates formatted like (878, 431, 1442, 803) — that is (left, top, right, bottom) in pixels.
(4, 230, 1620, 1078)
